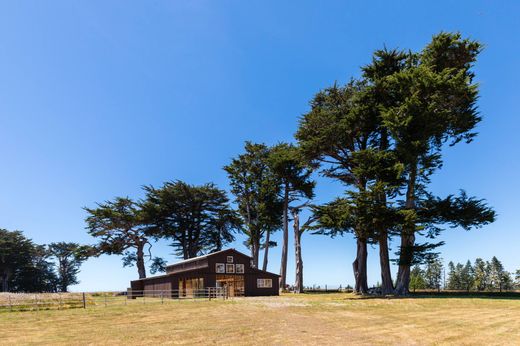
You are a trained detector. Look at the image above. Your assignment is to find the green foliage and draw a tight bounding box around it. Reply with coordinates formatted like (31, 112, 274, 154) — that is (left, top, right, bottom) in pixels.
(0, 229, 58, 292)
(143, 180, 239, 259)
(473, 258, 488, 291)
(424, 256, 444, 290)
(224, 142, 283, 266)
(150, 257, 167, 274)
(47, 242, 94, 292)
(409, 265, 426, 292)
(267, 143, 315, 202)
(84, 197, 152, 278)
(447, 256, 514, 292)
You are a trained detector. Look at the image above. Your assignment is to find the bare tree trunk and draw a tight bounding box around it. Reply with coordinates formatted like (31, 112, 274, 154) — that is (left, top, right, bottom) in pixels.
(353, 238, 368, 295)
(293, 209, 304, 293)
(379, 230, 394, 295)
(394, 163, 417, 296)
(251, 239, 260, 268)
(136, 244, 147, 279)
(182, 235, 189, 260)
(279, 187, 289, 291)
(262, 230, 270, 271)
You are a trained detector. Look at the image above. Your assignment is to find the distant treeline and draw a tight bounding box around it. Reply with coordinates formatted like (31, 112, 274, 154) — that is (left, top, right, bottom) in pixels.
(410, 256, 520, 292)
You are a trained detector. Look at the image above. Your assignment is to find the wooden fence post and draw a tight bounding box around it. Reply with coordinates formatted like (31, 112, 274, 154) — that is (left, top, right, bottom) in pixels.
(82, 292, 86, 309)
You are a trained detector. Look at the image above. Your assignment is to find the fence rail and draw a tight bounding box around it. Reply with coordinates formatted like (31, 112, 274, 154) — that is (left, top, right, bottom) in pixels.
(0, 288, 227, 313)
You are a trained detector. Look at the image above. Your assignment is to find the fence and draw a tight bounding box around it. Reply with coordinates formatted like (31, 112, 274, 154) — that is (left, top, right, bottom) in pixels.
(300, 285, 354, 293)
(0, 287, 227, 313)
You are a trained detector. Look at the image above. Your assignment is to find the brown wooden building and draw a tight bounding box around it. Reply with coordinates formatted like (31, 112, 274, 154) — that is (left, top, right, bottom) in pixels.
(129, 249, 279, 297)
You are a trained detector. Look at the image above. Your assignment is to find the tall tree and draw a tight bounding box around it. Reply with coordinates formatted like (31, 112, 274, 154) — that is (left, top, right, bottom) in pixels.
(424, 256, 444, 291)
(267, 143, 315, 290)
(291, 205, 316, 293)
(0, 229, 57, 292)
(143, 181, 239, 259)
(473, 258, 489, 291)
(362, 48, 410, 295)
(488, 256, 506, 292)
(297, 79, 402, 294)
(47, 242, 93, 292)
(409, 265, 426, 292)
(460, 260, 475, 292)
(224, 142, 283, 268)
(85, 197, 152, 279)
(297, 81, 375, 295)
(447, 261, 461, 290)
(378, 33, 495, 295)
(0, 229, 31, 292)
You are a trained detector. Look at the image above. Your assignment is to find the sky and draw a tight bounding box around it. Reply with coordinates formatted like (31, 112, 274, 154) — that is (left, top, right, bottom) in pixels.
(0, 1, 519, 291)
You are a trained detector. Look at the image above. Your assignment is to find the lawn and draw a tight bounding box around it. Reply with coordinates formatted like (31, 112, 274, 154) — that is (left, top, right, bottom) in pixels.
(1, 293, 519, 345)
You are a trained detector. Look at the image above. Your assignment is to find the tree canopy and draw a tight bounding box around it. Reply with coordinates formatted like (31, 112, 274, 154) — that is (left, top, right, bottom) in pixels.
(143, 180, 239, 259)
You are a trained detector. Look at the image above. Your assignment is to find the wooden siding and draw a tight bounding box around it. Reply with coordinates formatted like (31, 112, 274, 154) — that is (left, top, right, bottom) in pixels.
(130, 249, 280, 297)
(166, 258, 209, 274)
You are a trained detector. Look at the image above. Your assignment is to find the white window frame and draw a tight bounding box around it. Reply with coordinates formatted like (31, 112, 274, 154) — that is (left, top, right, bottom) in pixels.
(236, 264, 244, 274)
(257, 278, 272, 288)
(226, 263, 235, 273)
(216, 263, 225, 273)
(227, 256, 234, 263)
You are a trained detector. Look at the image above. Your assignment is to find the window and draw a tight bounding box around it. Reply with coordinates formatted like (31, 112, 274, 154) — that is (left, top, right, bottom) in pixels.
(227, 256, 234, 263)
(236, 264, 244, 273)
(226, 264, 235, 273)
(257, 279, 272, 288)
(216, 263, 225, 273)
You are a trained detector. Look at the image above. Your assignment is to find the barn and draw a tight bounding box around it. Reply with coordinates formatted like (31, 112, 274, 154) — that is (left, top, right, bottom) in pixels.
(129, 248, 279, 297)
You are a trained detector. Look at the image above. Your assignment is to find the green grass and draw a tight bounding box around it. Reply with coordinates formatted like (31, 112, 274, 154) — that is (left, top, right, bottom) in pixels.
(1, 293, 520, 345)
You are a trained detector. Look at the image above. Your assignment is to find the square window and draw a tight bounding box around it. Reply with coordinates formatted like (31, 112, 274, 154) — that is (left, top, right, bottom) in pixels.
(226, 264, 235, 273)
(236, 264, 244, 273)
(216, 263, 225, 273)
(227, 256, 234, 263)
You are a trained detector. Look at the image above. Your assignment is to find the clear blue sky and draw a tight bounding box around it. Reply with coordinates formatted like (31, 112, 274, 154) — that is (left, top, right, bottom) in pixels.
(1, 1, 518, 291)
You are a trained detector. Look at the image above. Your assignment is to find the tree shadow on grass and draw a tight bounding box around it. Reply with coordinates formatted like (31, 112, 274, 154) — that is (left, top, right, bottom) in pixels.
(342, 291, 520, 301)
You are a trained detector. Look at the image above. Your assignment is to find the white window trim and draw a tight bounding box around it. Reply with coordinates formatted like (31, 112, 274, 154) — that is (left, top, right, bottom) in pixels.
(257, 278, 272, 288)
(216, 263, 225, 273)
(226, 263, 235, 273)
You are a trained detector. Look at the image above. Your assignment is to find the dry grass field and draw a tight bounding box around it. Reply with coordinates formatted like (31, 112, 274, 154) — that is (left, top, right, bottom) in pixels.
(1, 293, 519, 345)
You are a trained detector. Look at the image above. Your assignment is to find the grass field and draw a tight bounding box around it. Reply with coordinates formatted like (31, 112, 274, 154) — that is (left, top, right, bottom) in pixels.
(1, 293, 519, 345)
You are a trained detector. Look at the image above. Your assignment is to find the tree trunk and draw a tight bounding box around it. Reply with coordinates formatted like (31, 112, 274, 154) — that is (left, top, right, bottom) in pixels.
(279, 186, 289, 291)
(182, 235, 189, 260)
(353, 238, 368, 295)
(394, 163, 417, 296)
(378, 230, 394, 295)
(136, 244, 147, 279)
(262, 230, 270, 271)
(293, 209, 304, 293)
(0, 273, 8, 292)
(251, 239, 260, 268)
